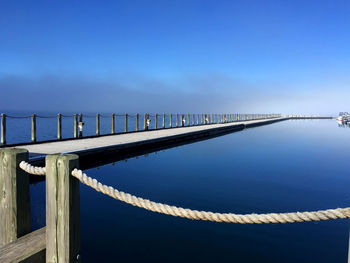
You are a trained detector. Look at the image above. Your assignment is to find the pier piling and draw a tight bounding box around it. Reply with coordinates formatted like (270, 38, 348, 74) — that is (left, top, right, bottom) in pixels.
(31, 114, 36, 142)
(111, 113, 115, 134)
(46, 154, 80, 263)
(57, 114, 62, 140)
(0, 149, 31, 247)
(125, 113, 128, 133)
(74, 114, 78, 138)
(96, 113, 100, 136)
(1, 113, 5, 145)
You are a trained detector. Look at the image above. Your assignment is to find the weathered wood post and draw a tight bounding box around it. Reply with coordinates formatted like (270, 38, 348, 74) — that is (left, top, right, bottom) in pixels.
(176, 114, 179, 127)
(155, 114, 158, 129)
(201, 114, 203, 125)
(125, 113, 128, 133)
(144, 113, 147, 130)
(162, 114, 165, 129)
(188, 114, 190, 126)
(111, 113, 115, 134)
(1, 113, 6, 145)
(197, 114, 199, 125)
(181, 114, 184, 127)
(192, 114, 195, 126)
(169, 114, 172, 128)
(96, 113, 100, 136)
(57, 114, 62, 140)
(31, 114, 36, 142)
(74, 114, 78, 138)
(78, 114, 83, 138)
(0, 148, 31, 247)
(136, 114, 139, 131)
(46, 154, 80, 263)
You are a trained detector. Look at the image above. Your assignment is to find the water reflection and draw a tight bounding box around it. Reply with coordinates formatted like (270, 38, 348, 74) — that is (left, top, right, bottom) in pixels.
(337, 120, 350, 128)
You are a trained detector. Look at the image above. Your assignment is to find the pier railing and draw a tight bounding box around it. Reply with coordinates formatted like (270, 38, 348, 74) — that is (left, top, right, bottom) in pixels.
(0, 113, 281, 145)
(0, 148, 349, 262)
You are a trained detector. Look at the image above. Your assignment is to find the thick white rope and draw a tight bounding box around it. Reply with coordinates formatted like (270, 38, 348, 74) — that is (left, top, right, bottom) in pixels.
(18, 162, 350, 224)
(70, 168, 350, 224)
(19, 161, 46, 176)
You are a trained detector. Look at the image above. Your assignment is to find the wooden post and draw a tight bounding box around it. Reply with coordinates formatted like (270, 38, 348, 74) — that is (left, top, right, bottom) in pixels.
(31, 114, 36, 142)
(136, 114, 139, 131)
(46, 154, 80, 263)
(181, 114, 184, 127)
(201, 114, 203, 125)
(111, 114, 115, 134)
(0, 148, 31, 247)
(144, 113, 147, 130)
(176, 114, 179, 127)
(1, 113, 6, 145)
(96, 113, 100, 136)
(155, 114, 158, 129)
(125, 113, 128, 133)
(162, 114, 165, 128)
(188, 114, 190, 126)
(78, 114, 83, 138)
(170, 114, 172, 128)
(74, 114, 78, 138)
(197, 114, 199, 125)
(57, 114, 62, 140)
(192, 114, 195, 126)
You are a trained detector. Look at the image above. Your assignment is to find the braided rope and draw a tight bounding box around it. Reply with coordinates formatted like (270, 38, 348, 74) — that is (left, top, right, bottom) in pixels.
(71, 169, 350, 224)
(19, 161, 46, 176)
(18, 161, 350, 224)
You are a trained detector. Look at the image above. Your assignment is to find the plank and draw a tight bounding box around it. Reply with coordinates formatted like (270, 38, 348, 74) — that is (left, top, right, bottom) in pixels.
(0, 227, 45, 263)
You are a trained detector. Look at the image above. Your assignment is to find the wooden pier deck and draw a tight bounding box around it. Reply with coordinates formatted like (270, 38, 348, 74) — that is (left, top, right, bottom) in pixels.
(7, 117, 287, 165)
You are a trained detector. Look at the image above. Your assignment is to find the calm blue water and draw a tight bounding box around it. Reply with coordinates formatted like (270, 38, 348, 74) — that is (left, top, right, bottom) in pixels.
(27, 119, 350, 262)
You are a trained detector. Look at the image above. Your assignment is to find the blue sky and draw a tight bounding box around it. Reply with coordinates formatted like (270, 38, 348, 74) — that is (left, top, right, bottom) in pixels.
(0, 0, 349, 114)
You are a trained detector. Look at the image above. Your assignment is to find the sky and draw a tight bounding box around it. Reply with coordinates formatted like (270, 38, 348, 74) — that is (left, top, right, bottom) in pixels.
(0, 0, 349, 115)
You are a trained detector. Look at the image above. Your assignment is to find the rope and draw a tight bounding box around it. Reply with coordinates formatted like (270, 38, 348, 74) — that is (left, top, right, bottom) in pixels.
(36, 115, 57, 118)
(7, 115, 31, 119)
(19, 161, 46, 176)
(19, 161, 349, 224)
(70, 169, 350, 224)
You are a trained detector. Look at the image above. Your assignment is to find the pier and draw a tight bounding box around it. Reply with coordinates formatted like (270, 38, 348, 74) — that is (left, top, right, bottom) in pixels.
(0, 112, 340, 263)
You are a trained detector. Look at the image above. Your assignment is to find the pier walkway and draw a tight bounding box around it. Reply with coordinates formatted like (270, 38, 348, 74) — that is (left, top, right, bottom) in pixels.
(9, 117, 286, 159)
